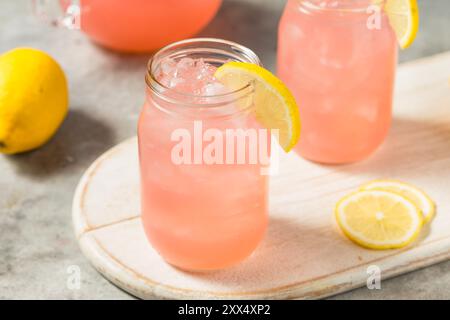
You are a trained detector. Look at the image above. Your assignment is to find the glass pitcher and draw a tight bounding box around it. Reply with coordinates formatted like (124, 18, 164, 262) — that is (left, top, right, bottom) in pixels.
(278, 0, 398, 164)
(33, 0, 223, 52)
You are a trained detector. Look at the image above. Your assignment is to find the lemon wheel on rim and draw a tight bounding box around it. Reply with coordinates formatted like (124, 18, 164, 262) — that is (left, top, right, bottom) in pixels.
(375, 0, 420, 49)
(215, 62, 301, 152)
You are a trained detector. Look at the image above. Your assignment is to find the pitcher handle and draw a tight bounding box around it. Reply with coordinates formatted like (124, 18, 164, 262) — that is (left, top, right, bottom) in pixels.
(33, 0, 82, 30)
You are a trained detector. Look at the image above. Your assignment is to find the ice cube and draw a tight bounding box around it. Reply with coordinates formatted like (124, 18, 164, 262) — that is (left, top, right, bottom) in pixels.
(203, 82, 227, 96)
(160, 58, 177, 76)
(177, 57, 195, 70)
(156, 57, 224, 95)
(169, 77, 185, 88)
(196, 60, 216, 82)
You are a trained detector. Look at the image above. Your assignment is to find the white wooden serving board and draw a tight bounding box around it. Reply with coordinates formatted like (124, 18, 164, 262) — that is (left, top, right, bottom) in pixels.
(73, 52, 450, 299)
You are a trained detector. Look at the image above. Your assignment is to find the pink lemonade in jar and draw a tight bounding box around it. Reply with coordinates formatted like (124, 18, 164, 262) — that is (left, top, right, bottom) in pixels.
(278, 0, 398, 163)
(138, 39, 269, 271)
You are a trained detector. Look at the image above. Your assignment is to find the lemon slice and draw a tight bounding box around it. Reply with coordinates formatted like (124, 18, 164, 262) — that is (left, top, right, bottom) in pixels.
(214, 62, 300, 152)
(380, 0, 419, 49)
(361, 180, 436, 223)
(335, 190, 423, 250)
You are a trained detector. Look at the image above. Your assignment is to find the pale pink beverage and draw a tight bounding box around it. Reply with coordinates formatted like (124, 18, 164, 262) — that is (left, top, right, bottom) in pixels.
(138, 39, 269, 271)
(79, 0, 222, 52)
(35, 0, 222, 52)
(278, 0, 398, 163)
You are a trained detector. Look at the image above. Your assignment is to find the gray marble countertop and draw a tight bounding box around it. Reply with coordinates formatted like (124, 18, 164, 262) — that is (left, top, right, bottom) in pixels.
(1, 0, 449, 300)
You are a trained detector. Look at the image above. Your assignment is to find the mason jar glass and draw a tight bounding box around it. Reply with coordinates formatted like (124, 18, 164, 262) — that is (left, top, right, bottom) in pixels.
(138, 39, 269, 271)
(278, 0, 398, 163)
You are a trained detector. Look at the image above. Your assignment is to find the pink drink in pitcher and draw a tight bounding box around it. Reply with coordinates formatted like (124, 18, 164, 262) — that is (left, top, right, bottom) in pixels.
(278, 0, 398, 163)
(138, 39, 269, 271)
(35, 0, 222, 52)
(80, 0, 222, 52)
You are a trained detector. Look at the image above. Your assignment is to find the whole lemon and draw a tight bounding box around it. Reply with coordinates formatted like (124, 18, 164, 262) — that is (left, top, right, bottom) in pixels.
(0, 48, 68, 154)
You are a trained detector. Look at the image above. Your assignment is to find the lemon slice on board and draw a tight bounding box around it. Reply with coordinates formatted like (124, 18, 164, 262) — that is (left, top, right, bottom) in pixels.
(376, 0, 419, 49)
(335, 190, 423, 250)
(361, 180, 436, 223)
(215, 62, 301, 152)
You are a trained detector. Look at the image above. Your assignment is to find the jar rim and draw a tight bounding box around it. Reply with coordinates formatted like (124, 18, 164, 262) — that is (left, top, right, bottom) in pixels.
(296, 0, 376, 14)
(146, 38, 262, 108)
